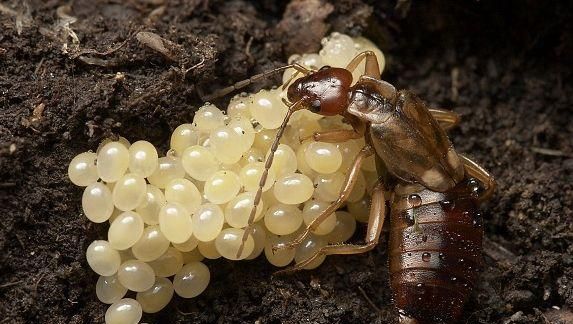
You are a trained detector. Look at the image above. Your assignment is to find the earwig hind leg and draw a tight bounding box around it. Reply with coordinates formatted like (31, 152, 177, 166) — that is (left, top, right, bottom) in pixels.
(345, 51, 381, 79)
(275, 181, 386, 275)
(429, 108, 461, 131)
(273, 145, 374, 253)
(459, 154, 496, 203)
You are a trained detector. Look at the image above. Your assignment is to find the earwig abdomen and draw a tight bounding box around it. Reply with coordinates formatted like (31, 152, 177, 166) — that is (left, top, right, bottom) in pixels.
(388, 179, 483, 323)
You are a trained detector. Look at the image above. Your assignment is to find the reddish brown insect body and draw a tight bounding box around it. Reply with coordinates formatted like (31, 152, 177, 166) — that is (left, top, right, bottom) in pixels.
(211, 50, 495, 323)
(389, 180, 484, 323)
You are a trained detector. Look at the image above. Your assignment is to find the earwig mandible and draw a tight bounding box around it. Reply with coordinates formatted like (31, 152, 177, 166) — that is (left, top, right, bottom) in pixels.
(207, 50, 495, 323)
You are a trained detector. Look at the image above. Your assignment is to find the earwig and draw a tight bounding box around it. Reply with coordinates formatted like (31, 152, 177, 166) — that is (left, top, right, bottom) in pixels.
(210, 50, 495, 323)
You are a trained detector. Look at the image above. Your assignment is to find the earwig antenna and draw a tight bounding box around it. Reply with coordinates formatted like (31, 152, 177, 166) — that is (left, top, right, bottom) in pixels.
(236, 98, 308, 258)
(203, 63, 312, 101)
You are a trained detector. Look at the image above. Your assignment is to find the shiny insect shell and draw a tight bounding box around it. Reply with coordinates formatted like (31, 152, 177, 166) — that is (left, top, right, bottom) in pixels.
(211, 50, 495, 323)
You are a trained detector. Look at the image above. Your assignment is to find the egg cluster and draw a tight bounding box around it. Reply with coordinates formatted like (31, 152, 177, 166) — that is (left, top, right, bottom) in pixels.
(68, 32, 385, 324)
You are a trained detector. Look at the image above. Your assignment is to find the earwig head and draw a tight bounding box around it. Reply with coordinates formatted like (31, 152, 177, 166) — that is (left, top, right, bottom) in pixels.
(286, 67, 353, 116)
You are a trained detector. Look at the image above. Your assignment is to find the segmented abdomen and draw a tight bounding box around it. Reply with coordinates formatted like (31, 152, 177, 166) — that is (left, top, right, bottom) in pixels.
(388, 180, 483, 324)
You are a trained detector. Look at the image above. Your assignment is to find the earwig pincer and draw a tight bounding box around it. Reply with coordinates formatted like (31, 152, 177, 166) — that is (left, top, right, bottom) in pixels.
(216, 50, 496, 323)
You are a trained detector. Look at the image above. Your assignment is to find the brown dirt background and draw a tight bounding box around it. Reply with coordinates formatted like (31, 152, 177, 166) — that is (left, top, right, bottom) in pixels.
(1, 0, 572, 323)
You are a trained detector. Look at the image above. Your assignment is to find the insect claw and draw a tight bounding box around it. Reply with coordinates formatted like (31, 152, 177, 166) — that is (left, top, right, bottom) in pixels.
(281, 97, 293, 107)
(299, 132, 318, 142)
(271, 242, 295, 254)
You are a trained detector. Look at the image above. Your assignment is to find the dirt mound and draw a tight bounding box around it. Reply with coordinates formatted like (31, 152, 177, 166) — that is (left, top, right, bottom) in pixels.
(1, 0, 571, 323)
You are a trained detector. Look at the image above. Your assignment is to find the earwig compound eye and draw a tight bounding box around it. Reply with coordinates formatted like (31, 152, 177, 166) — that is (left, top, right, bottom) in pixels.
(68, 33, 393, 322)
(310, 100, 321, 112)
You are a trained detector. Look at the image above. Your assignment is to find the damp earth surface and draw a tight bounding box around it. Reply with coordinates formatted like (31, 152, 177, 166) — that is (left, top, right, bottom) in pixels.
(1, 0, 572, 323)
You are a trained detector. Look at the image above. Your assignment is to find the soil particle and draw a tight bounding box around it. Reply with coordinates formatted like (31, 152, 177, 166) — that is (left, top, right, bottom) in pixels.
(1, 0, 572, 323)
(277, 0, 334, 55)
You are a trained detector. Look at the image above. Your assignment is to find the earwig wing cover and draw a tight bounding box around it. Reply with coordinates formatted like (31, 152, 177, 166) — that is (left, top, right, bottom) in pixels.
(369, 91, 464, 192)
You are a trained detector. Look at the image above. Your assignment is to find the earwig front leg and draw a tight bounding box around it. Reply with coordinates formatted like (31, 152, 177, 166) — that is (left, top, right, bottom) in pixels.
(275, 181, 386, 275)
(304, 113, 366, 143)
(273, 145, 374, 253)
(459, 154, 496, 203)
(429, 108, 461, 131)
(307, 129, 363, 143)
(345, 51, 381, 79)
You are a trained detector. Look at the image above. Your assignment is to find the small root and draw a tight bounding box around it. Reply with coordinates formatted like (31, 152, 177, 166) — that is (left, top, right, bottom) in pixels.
(0, 3, 17, 16)
(483, 237, 517, 266)
(33, 272, 46, 296)
(127, 80, 172, 108)
(0, 1, 32, 35)
(394, 0, 412, 18)
(0, 280, 23, 289)
(175, 306, 194, 316)
(34, 57, 45, 75)
(55, 4, 80, 53)
(358, 286, 382, 313)
(77, 56, 115, 67)
(531, 147, 573, 157)
(245, 36, 254, 63)
(451, 67, 460, 102)
(40, 4, 134, 64)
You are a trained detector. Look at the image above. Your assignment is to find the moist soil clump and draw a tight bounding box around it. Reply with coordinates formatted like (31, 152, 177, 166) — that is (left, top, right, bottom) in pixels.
(1, 0, 572, 323)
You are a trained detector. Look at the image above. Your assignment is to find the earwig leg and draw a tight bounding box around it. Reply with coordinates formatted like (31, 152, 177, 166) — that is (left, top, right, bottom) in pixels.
(355, 75, 397, 104)
(459, 154, 496, 203)
(273, 145, 375, 253)
(275, 181, 386, 275)
(307, 129, 362, 143)
(345, 51, 381, 79)
(304, 113, 366, 143)
(429, 108, 461, 131)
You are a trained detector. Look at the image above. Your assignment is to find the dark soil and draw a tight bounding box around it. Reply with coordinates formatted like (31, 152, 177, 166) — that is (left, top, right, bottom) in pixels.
(1, 0, 572, 323)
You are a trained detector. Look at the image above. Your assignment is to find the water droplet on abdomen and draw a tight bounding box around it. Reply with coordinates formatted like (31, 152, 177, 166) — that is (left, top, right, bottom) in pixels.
(440, 200, 455, 210)
(404, 210, 416, 226)
(468, 178, 481, 197)
(408, 194, 422, 207)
